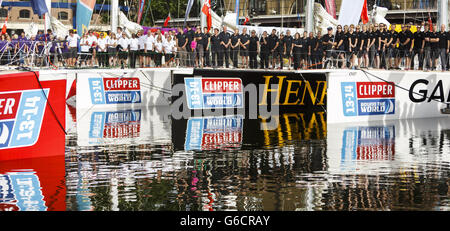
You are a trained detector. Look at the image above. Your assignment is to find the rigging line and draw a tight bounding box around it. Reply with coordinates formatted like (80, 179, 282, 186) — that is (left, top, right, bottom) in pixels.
(357, 68, 448, 106)
(92, 0, 107, 27)
(18, 68, 68, 135)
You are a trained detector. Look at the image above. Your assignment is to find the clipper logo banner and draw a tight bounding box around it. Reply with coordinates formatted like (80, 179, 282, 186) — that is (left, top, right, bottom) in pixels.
(0, 89, 48, 150)
(185, 78, 244, 109)
(185, 115, 243, 151)
(89, 109, 141, 139)
(341, 82, 395, 116)
(0, 172, 47, 211)
(341, 126, 395, 164)
(89, 78, 142, 105)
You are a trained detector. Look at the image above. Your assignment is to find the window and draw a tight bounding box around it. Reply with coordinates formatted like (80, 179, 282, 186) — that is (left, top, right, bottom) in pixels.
(58, 11, 69, 20)
(0, 9, 7, 18)
(19, 9, 30, 19)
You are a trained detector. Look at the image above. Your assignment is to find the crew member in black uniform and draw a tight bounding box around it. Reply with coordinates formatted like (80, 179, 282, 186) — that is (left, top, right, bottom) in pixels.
(387, 23, 399, 69)
(248, 30, 259, 69)
(210, 28, 221, 68)
(284, 30, 293, 69)
(315, 30, 324, 69)
(322, 27, 335, 68)
(358, 25, 370, 68)
(397, 24, 412, 70)
(260, 31, 269, 69)
(307, 32, 317, 69)
(348, 25, 358, 69)
(230, 29, 241, 68)
(278, 33, 285, 69)
(300, 31, 308, 68)
(240, 27, 250, 69)
(268, 29, 279, 69)
(437, 24, 448, 71)
(335, 25, 346, 68)
(203, 27, 211, 67)
(292, 32, 303, 70)
(423, 23, 433, 70)
(378, 23, 389, 69)
(411, 24, 424, 70)
(185, 25, 195, 67)
(219, 25, 231, 68)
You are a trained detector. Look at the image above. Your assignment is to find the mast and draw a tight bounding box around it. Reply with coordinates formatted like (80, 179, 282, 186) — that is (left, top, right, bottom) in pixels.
(305, 0, 314, 33)
(45, 0, 52, 31)
(111, 0, 119, 34)
(438, 0, 448, 30)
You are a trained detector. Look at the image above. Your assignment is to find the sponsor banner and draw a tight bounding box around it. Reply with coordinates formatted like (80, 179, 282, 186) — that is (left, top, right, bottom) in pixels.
(77, 69, 172, 109)
(328, 70, 450, 123)
(341, 81, 395, 117)
(184, 77, 244, 109)
(173, 69, 328, 114)
(77, 106, 171, 146)
(0, 72, 66, 161)
(185, 115, 243, 151)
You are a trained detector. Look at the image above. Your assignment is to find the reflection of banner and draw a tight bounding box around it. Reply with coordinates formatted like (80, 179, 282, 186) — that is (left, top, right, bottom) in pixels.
(77, 106, 171, 146)
(76, 0, 96, 36)
(185, 115, 243, 151)
(0, 72, 66, 161)
(0, 156, 66, 211)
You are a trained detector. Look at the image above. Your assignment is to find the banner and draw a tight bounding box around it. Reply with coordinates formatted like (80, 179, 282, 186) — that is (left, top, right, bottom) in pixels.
(327, 70, 450, 123)
(137, 0, 146, 25)
(361, 0, 369, 24)
(76, 0, 96, 36)
(0, 72, 66, 161)
(338, 0, 365, 26)
(324, 0, 337, 19)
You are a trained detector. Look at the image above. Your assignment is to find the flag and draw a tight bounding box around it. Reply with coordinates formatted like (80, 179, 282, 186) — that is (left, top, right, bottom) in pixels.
(184, 0, 194, 27)
(324, 0, 337, 19)
(338, 0, 365, 26)
(137, 0, 146, 25)
(164, 14, 171, 27)
(243, 16, 249, 25)
(428, 13, 433, 32)
(360, 0, 369, 24)
(1, 6, 10, 35)
(30, 0, 49, 16)
(202, 0, 212, 32)
(76, 0, 95, 36)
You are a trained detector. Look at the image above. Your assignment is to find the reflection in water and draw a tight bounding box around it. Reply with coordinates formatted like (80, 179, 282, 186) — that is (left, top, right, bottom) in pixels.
(61, 107, 450, 211)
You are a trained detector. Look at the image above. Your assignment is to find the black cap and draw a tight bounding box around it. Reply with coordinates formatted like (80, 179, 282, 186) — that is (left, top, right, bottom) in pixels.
(327, 27, 333, 31)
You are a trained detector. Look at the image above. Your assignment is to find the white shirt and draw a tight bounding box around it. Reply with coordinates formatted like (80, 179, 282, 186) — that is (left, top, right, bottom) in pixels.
(163, 40, 176, 54)
(154, 41, 163, 53)
(145, 35, 155, 50)
(129, 38, 139, 51)
(80, 38, 90, 52)
(118, 37, 129, 50)
(108, 38, 117, 48)
(138, 35, 147, 50)
(67, 34, 80, 48)
(97, 37, 108, 51)
(87, 35, 98, 47)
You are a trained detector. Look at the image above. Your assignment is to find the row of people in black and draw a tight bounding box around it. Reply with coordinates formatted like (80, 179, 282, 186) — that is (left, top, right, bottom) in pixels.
(175, 22, 450, 71)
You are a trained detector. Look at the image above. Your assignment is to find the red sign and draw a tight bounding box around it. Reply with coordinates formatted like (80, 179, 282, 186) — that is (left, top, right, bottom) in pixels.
(0, 72, 66, 161)
(0, 93, 20, 120)
(103, 78, 140, 91)
(202, 78, 242, 93)
(357, 82, 395, 99)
